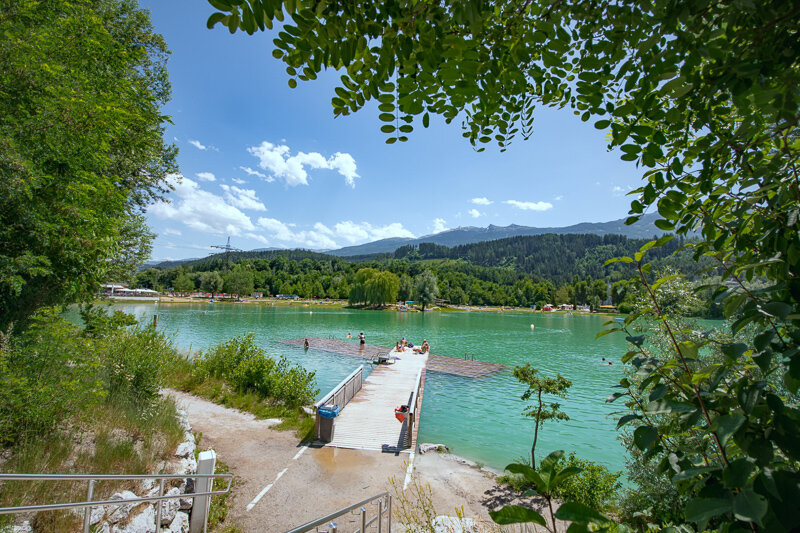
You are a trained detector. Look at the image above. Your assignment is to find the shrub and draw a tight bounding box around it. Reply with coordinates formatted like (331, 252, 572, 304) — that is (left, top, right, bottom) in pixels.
(194, 334, 318, 408)
(551, 452, 622, 511)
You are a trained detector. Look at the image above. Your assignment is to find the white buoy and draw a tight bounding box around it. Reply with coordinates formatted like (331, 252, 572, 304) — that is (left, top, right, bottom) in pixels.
(530, 324, 535, 330)
(309, 311, 313, 315)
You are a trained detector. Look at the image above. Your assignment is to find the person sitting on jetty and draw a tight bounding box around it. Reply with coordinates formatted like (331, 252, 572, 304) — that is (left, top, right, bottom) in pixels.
(395, 341, 402, 352)
(401, 337, 407, 348)
(414, 340, 430, 354)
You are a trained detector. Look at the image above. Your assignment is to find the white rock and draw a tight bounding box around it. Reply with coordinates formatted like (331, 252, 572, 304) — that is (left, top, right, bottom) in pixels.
(11, 521, 32, 533)
(178, 496, 193, 510)
(95, 523, 111, 533)
(70, 504, 105, 525)
(432, 516, 477, 533)
(112, 504, 155, 533)
(167, 511, 190, 533)
(107, 491, 140, 523)
(140, 478, 155, 492)
(159, 487, 181, 525)
(302, 406, 314, 415)
(179, 455, 196, 475)
(174, 440, 195, 458)
(419, 443, 449, 455)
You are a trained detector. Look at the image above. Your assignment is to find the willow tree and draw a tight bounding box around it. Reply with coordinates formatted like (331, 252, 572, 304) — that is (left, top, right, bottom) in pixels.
(208, 0, 800, 529)
(0, 0, 176, 330)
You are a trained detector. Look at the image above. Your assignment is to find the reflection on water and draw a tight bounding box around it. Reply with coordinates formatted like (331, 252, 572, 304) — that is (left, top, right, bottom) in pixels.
(77, 302, 719, 474)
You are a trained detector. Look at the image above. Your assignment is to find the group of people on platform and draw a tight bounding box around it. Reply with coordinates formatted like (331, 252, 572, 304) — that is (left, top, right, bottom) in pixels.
(394, 337, 429, 354)
(343, 331, 429, 353)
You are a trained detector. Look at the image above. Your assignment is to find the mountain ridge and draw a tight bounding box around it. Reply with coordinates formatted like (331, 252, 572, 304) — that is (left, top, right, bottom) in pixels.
(327, 213, 662, 256)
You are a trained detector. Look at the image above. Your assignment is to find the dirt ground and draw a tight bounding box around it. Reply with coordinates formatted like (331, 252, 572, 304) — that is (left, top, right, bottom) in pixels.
(167, 390, 561, 532)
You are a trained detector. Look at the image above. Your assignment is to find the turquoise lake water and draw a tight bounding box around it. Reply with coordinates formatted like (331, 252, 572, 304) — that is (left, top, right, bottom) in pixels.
(105, 302, 637, 473)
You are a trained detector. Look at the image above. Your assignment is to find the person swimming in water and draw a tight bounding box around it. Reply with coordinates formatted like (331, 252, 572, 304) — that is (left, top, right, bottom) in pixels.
(303, 338, 310, 349)
(358, 332, 365, 345)
(347, 332, 352, 339)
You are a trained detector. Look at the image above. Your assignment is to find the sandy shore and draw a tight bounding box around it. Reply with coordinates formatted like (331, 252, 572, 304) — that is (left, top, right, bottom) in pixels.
(166, 390, 561, 532)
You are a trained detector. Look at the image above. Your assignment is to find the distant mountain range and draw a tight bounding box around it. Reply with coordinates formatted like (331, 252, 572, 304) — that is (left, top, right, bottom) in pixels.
(327, 213, 663, 256)
(148, 213, 666, 268)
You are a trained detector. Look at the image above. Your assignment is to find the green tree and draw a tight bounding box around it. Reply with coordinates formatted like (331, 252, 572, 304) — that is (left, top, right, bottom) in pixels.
(209, 18, 800, 532)
(223, 269, 254, 297)
(199, 271, 224, 293)
(366, 271, 399, 307)
(173, 272, 195, 293)
(398, 274, 413, 302)
(1, 0, 176, 330)
(414, 270, 439, 311)
(513, 364, 571, 468)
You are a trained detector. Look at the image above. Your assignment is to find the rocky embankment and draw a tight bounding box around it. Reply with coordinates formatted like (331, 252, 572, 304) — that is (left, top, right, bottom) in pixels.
(10, 410, 201, 533)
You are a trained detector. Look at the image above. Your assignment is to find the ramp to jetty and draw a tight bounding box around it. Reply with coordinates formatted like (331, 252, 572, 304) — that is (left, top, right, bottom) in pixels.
(280, 338, 505, 378)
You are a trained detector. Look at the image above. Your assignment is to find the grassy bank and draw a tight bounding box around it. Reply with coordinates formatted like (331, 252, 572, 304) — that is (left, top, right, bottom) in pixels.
(0, 307, 186, 530)
(165, 333, 318, 440)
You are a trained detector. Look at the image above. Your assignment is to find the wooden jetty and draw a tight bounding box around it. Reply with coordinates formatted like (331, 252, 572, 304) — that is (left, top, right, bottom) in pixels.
(280, 338, 506, 378)
(315, 352, 427, 452)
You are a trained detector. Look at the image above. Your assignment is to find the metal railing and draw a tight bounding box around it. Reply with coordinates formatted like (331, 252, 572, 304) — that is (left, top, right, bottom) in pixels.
(284, 491, 391, 533)
(406, 369, 424, 445)
(315, 366, 364, 411)
(314, 366, 364, 441)
(0, 472, 232, 533)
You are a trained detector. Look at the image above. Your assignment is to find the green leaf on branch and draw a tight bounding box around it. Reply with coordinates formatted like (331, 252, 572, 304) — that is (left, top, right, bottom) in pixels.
(684, 497, 732, 523)
(554, 501, 610, 524)
(711, 413, 746, 448)
(490, 505, 547, 526)
(633, 425, 659, 450)
(733, 489, 767, 526)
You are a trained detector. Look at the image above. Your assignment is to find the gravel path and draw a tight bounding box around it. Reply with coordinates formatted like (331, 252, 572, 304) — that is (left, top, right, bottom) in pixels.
(166, 389, 539, 532)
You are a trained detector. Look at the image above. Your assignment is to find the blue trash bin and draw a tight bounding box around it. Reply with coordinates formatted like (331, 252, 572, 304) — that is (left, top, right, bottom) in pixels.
(317, 404, 340, 441)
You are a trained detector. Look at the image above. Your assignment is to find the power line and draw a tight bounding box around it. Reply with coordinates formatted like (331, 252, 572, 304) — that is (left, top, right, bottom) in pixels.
(210, 236, 242, 269)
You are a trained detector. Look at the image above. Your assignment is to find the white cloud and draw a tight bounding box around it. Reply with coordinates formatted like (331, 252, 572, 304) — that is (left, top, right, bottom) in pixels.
(149, 174, 255, 235)
(220, 184, 267, 211)
(504, 200, 554, 211)
(195, 172, 216, 182)
(555, 195, 563, 201)
(239, 166, 269, 180)
(162, 228, 182, 236)
(432, 218, 448, 233)
(257, 217, 338, 249)
(334, 221, 414, 244)
(612, 185, 633, 197)
(245, 233, 270, 245)
(232, 178, 247, 185)
(468, 209, 482, 218)
(471, 197, 493, 205)
(247, 141, 360, 187)
(188, 139, 207, 150)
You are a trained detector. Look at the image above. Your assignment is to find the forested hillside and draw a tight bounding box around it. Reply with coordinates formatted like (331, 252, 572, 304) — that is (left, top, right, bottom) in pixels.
(139, 233, 717, 314)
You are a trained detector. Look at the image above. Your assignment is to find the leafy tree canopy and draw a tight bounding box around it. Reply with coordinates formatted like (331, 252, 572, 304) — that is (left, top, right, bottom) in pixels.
(0, 0, 176, 330)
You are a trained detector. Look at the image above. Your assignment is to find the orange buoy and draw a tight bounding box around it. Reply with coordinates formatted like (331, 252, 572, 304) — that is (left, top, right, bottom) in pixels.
(395, 405, 408, 423)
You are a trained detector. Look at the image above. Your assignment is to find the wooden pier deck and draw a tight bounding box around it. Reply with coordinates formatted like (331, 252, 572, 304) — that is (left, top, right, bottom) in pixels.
(324, 351, 427, 453)
(280, 338, 506, 378)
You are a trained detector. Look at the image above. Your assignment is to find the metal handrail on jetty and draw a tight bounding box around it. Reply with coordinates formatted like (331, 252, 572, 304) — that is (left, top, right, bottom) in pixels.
(315, 366, 364, 440)
(406, 369, 424, 445)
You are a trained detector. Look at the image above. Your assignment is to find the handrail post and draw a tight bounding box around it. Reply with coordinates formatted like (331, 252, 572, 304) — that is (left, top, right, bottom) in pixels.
(329, 522, 337, 533)
(154, 478, 164, 530)
(387, 494, 392, 533)
(82, 479, 95, 533)
(377, 498, 382, 533)
(360, 506, 366, 533)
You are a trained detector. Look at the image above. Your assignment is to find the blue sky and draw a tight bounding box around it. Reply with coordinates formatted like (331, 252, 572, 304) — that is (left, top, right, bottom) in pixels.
(140, 0, 643, 261)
